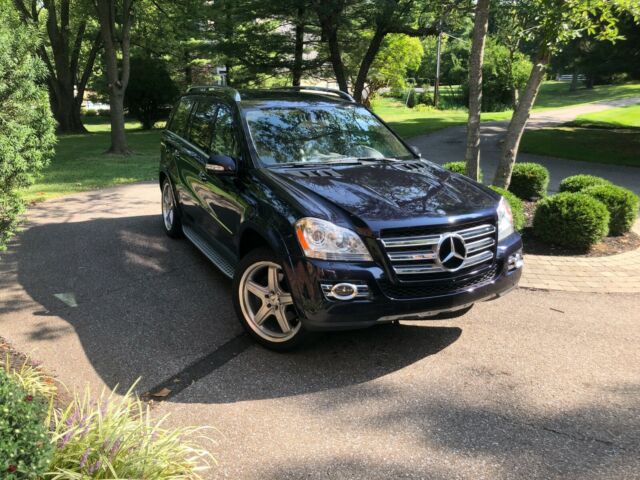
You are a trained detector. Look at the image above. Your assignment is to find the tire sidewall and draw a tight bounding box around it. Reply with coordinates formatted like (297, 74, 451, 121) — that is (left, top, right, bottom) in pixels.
(161, 178, 183, 238)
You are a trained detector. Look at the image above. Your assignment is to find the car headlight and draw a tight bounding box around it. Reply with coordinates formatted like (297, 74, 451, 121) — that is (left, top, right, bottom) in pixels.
(295, 217, 373, 261)
(497, 196, 515, 241)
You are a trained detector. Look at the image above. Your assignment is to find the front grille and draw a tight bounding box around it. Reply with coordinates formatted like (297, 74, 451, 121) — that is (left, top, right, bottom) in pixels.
(380, 221, 496, 279)
(378, 265, 498, 299)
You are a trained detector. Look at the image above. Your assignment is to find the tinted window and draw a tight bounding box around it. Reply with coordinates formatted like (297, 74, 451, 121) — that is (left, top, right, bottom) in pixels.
(211, 105, 239, 158)
(168, 97, 194, 137)
(189, 99, 217, 152)
(245, 104, 412, 165)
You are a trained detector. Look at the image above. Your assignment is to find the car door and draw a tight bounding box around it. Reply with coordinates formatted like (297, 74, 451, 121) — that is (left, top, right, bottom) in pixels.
(197, 102, 247, 261)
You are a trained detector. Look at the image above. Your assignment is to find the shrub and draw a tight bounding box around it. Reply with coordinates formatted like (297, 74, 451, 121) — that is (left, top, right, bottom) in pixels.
(0, 5, 56, 250)
(490, 186, 525, 232)
(443, 161, 483, 182)
(583, 184, 639, 235)
(558, 174, 612, 193)
(125, 57, 179, 130)
(0, 369, 53, 478)
(406, 88, 417, 108)
(533, 193, 609, 249)
(49, 385, 214, 479)
(509, 162, 549, 200)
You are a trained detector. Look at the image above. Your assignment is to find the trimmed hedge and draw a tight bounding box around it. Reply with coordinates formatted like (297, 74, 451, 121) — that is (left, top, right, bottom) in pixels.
(559, 174, 612, 193)
(490, 186, 525, 232)
(533, 192, 609, 249)
(583, 185, 639, 235)
(443, 161, 483, 182)
(509, 162, 549, 200)
(0, 369, 53, 479)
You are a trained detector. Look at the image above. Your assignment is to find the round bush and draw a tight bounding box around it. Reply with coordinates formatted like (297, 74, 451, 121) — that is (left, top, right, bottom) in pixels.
(443, 161, 483, 182)
(0, 369, 53, 478)
(490, 186, 525, 232)
(583, 185, 639, 235)
(533, 193, 609, 249)
(559, 174, 612, 193)
(509, 162, 549, 200)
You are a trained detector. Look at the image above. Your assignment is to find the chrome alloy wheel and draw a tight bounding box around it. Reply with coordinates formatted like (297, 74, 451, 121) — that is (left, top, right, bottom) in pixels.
(239, 261, 301, 342)
(162, 181, 175, 231)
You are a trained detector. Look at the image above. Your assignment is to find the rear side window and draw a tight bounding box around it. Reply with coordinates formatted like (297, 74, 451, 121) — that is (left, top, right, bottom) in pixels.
(168, 97, 194, 137)
(211, 105, 240, 158)
(189, 99, 217, 152)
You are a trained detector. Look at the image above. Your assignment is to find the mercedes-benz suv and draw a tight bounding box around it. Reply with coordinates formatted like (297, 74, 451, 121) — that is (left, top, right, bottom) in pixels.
(159, 86, 523, 350)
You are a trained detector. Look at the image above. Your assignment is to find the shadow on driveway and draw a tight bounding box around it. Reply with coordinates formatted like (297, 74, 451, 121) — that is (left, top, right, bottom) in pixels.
(8, 213, 461, 402)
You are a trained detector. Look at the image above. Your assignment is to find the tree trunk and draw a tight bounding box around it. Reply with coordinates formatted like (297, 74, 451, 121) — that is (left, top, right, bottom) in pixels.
(570, 68, 579, 91)
(292, 7, 305, 87)
(353, 27, 385, 103)
(464, 0, 490, 183)
(326, 26, 349, 93)
(493, 53, 550, 188)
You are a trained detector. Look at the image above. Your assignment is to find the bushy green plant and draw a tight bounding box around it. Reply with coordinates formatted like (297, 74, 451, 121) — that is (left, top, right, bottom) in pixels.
(443, 161, 484, 182)
(558, 174, 612, 193)
(583, 184, 639, 235)
(49, 385, 214, 479)
(0, 3, 56, 250)
(0, 369, 53, 478)
(509, 162, 549, 200)
(533, 193, 609, 249)
(490, 186, 525, 232)
(406, 88, 417, 108)
(4, 355, 57, 399)
(124, 57, 179, 130)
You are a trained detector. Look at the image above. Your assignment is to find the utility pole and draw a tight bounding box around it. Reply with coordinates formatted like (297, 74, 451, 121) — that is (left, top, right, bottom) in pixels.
(434, 18, 443, 108)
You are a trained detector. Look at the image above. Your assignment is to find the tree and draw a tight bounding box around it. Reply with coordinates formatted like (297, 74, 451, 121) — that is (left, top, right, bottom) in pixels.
(12, 0, 101, 133)
(0, 1, 56, 250)
(493, 0, 635, 189)
(125, 57, 179, 129)
(94, 0, 135, 154)
(464, 0, 490, 182)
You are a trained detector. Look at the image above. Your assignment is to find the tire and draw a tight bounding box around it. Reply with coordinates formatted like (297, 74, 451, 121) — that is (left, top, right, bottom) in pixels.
(161, 178, 183, 238)
(233, 247, 311, 351)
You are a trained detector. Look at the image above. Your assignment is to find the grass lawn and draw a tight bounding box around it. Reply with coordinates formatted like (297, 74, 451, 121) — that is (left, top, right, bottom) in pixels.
(520, 127, 640, 167)
(533, 81, 640, 110)
(571, 104, 640, 129)
(23, 121, 161, 202)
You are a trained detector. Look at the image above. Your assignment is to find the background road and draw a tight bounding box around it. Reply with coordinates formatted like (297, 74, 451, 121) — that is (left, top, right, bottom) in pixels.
(1, 183, 639, 479)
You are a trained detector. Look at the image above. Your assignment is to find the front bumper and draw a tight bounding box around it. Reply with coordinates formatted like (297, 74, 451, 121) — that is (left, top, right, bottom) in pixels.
(286, 233, 523, 331)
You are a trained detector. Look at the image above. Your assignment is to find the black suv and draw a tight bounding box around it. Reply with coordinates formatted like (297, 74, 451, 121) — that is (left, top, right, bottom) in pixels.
(160, 86, 523, 350)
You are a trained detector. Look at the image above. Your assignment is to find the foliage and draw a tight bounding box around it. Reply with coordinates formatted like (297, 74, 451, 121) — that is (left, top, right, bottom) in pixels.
(0, 2, 56, 250)
(490, 186, 525, 232)
(508, 163, 549, 200)
(125, 57, 179, 129)
(406, 88, 417, 108)
(48, 385, 215, 479)
(443, 161, 484, 182)
(0, 369, 54, 479)
(533, 192, 609, 249)
(4, 356, 57, 400)
(583, 185, 639, 235)
(559, 174, 612, 193)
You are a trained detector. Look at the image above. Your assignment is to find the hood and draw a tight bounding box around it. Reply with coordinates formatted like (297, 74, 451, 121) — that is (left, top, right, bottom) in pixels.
(269, 160, 499, 230)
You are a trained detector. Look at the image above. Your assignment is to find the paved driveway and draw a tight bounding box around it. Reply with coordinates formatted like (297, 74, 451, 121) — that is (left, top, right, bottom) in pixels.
(1, 184, 639, 479)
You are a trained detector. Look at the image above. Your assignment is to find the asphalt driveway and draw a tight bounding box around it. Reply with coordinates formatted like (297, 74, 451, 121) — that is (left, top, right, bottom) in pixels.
(1, 183, 639, 479)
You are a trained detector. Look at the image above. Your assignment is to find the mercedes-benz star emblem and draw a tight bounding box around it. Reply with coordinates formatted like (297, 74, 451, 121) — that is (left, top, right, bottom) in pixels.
(436, 233, 467, 271)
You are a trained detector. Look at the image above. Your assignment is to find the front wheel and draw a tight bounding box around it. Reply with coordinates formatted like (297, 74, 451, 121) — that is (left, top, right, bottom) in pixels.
(233, 248, 310, 350)
(161, 178, 182, 238)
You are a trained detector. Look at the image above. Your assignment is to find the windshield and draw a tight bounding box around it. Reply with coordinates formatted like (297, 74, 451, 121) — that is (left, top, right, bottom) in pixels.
(244, 104, 413, 166)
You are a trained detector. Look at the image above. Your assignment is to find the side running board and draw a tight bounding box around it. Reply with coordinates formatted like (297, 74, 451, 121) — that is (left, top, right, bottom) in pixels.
(182, 225, 236, 279)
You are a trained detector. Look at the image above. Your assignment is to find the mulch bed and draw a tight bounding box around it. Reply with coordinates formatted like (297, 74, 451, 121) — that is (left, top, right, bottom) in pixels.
(521, 200, 640, 257)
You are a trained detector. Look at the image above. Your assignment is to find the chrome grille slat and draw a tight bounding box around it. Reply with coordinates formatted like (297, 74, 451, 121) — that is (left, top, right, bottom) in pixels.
(381, 223, 496, 276)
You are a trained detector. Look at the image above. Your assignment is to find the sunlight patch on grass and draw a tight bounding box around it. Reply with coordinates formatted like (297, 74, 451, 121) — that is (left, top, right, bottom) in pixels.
(571, 103, 640, 129)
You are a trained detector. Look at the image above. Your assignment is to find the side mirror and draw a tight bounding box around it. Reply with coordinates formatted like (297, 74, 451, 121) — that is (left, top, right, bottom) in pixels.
(410, 145, 422, 158)
(206, 154, 237, 175)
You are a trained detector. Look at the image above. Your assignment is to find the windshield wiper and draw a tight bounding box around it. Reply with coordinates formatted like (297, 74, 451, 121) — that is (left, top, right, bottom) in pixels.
(273, 159, 362, 168)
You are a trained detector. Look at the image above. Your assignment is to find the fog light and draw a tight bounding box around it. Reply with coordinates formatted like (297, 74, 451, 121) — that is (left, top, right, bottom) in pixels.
(508, 251, 524, 271)
(320, 282, 369, 301)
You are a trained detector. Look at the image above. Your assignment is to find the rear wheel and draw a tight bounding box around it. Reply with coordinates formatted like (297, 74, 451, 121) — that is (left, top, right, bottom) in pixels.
(233, 248, 310, 350)
(161, 178, 182, 238)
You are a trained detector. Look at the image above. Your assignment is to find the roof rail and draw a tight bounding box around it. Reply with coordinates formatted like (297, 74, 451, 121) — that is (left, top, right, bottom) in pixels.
(187, 85, 241, 101)
(271, 86, 356, 103)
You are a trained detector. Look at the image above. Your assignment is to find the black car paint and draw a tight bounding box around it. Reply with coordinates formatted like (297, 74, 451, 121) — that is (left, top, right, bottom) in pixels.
(160, 90, 523, 330)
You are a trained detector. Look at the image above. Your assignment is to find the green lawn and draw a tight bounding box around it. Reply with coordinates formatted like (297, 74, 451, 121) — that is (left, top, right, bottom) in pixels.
(520, 127, 640, 167)
(23, 124, 160, 202)
(571, 104, 640, 129)
(533, 81, 640, 110)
